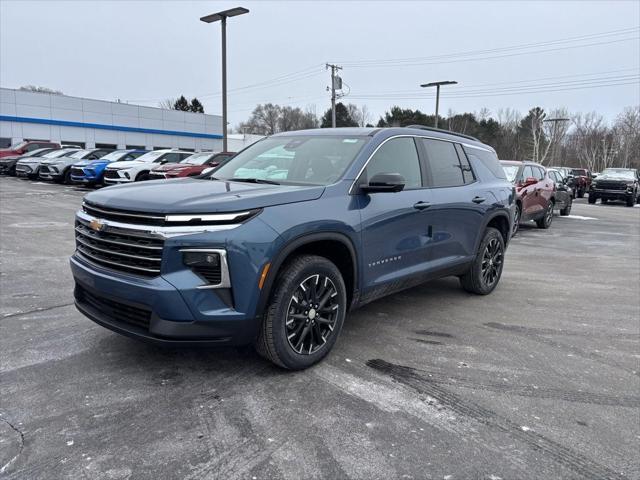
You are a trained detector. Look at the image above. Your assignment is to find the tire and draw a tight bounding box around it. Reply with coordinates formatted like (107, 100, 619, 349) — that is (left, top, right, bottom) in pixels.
(255, 255, 347, 370)
(63, 168, 72, 185)
(512, 203, 521, 236)
(577, 188, 584, 199)
(601, 198, 607, 204)
(135, 171, 149, 182)
(459, 227, 505, 295)
(536, 201, 554, 229)
(626, 195, 634, 207)
(588, 194, 596, 204)
(560, 197, 572, 216)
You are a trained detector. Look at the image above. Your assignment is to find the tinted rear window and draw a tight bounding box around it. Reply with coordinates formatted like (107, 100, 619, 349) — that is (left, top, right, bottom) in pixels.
(465, 147, 505, 179)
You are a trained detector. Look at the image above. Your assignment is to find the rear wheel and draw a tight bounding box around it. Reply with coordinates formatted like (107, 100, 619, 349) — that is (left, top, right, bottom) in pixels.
(560, 197, 572, 216)
(536, 201, 554, 229)
(460, 227, 505, 295)
(512, 203, 521, 236)
(255, 255, 347, 370)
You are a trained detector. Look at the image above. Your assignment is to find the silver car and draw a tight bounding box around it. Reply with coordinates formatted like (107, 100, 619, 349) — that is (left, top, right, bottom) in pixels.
(16, 148, 80, 179)
(39, 148, 112, 183)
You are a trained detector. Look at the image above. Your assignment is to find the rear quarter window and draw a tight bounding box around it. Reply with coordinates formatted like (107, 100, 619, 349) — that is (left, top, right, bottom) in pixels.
(464, 147, 505, 179)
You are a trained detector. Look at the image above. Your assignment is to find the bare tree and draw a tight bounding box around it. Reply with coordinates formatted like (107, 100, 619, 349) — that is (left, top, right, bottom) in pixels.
(542, 108, 571, 166)
(345, 104, 371, 127)
(613, 106, 640, 169)
(279, 106, 318, 132)
(158, 98, 177, 110)
(19, 85, 62, 95)
(571, 112, 608, 172)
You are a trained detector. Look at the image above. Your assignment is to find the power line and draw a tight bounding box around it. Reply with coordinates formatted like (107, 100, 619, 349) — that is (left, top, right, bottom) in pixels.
(335, 26, 639, 67)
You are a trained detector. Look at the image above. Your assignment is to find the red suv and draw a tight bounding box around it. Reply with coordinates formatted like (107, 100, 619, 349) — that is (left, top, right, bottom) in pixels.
(148, 151, 235, 180)
(0, 140, 61, 158)
(501, 160, 555, 234)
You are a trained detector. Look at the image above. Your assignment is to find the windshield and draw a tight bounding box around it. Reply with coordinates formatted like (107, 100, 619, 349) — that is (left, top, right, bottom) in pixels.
(571, 169, 587, 176)
(22, 148, 50, 157)
(43, 149, 77, 158)
(601, 169, 636, 179)
(69, 149, 92, 159)
(501, 164, 520, 183)
(213, 135, 368, 185)
(180, 152, 213, 165)
(134, 151, 166, 163)
(98, 150, 128, 161)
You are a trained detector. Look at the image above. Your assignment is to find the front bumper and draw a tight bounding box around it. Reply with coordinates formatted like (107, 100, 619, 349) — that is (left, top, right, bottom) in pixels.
(590, 188, 633, 199)
(71, 255, 258, 346)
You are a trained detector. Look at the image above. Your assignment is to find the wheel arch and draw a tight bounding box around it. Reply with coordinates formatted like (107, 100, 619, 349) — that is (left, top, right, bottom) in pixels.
(482, 211, 511, 247)
(255, 232, 359, 318)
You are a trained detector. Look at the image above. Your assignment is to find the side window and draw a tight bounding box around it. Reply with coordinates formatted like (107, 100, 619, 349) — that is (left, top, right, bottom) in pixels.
(179, 153, 192, 161)
(364, 137, 422, 189)
(422, 138, 466, 187)
(26, 143, 40, 152)
(162, 153, 182, 163)
(536, 167, 546, 181)
(122, 154, 135, 161)
(522, 166, 534, 180)
(455, 144, 475, 184)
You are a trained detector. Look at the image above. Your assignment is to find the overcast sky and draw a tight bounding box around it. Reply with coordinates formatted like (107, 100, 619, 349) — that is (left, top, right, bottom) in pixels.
(1, 0, 638, 128)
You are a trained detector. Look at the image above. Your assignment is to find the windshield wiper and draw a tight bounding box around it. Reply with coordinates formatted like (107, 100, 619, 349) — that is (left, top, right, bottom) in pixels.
(229, 177, 280, 185)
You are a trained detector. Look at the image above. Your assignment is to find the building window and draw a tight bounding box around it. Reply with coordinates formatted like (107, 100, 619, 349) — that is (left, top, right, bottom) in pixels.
(153, 146, 170, 150)
(95, 143, 117, 150)
(126, 145, 145, 150)
(63, 141, 85, 148)
(0, 138, 11, 148)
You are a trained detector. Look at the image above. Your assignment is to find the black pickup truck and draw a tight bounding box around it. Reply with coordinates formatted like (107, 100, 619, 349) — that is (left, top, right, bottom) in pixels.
(588, 168, 639, 206)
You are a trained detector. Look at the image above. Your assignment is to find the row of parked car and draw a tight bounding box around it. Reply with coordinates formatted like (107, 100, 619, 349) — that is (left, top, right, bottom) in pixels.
(500, 159, 640, 234)
(0, 142, 235, 186)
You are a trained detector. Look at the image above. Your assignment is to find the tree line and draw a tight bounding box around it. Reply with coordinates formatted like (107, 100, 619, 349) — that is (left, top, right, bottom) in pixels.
(237, 102, 640, 171)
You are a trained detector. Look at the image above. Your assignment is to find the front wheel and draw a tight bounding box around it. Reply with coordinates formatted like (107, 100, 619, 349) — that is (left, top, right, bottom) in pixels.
(536, 202, 554, 229)
(626, 195, 635, 207)
(577, 188, 584, 198)
(588, 194, 597, 204)
(459, 227, 505, 295)
(135, 171, 149, 181)
(255, 255, 347, 370)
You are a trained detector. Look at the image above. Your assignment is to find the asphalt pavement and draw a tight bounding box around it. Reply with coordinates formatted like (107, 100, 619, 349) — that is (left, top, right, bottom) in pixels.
(1, 176, 639, 480)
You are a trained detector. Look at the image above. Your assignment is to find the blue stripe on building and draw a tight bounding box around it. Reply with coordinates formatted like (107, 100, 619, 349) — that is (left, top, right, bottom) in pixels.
(0, 115, 223, 140)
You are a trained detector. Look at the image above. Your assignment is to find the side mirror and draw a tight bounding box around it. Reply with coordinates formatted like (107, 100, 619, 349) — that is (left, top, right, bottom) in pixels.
(361, 173, 406, 193)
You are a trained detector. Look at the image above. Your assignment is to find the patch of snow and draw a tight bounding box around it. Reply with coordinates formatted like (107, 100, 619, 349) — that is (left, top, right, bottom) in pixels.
(564, 215, 597, 220)
(521, 426, 531, 432)
(66, 440, 74, 446)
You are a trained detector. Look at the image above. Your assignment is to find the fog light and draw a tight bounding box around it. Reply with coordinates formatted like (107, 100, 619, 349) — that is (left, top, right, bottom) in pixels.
(124, 171, 130, 179)
(183, 251, 220, 267)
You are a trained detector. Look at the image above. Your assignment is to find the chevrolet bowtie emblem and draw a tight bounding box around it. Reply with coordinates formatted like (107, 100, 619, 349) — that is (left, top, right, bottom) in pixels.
(89, 219, 104, 232)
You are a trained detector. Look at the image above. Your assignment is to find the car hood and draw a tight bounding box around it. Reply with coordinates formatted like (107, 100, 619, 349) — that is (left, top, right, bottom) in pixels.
(41, 156, 77, 165)
(152, 163, 194, 172)
(0, 155, 22, 163)
(106, 160, 148, 170)
(84, 178, 325, 213)
(596, 174, 634, 182)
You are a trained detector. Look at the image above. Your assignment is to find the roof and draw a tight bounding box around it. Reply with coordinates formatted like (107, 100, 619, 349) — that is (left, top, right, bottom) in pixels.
(499, 160, 544, 167)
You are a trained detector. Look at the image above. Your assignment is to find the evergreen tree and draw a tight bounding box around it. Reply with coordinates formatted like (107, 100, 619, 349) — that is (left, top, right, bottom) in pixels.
(320, 102, 358, 128)
(190, 98, 204, 113)
(173, 95, 190, 111)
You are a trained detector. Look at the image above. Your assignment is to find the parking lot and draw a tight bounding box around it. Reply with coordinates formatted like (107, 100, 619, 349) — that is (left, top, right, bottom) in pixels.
(1, 176, 639, 479)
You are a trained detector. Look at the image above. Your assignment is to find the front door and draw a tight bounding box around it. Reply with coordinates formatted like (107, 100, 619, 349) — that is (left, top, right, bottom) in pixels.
(357, 137, 433, 292)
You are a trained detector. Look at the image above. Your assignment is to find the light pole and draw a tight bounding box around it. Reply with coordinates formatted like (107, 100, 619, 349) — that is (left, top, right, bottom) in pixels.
(420, 80, 457, 128)
(200, 7, 249, 152)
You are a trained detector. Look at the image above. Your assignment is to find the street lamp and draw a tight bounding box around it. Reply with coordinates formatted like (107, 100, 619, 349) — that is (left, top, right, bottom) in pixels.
(200, 7, 249, 152)
(420, 80, 457, 128)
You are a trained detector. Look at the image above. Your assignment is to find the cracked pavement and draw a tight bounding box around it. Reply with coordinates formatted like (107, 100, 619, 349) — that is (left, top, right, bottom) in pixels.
(1, 176, 639, 479)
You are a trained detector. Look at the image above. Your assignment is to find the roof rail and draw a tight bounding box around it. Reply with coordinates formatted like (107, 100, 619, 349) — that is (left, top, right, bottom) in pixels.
(405, 125, 479, 142)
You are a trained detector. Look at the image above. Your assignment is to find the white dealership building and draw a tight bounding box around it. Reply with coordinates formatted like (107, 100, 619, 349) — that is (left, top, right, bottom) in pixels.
(0, 87, 261, 152)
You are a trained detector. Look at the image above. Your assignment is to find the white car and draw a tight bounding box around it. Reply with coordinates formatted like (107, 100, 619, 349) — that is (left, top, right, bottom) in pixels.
(103, 149, 193, 184)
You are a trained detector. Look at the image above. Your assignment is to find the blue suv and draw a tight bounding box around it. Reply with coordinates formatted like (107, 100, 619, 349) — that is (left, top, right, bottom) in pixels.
(70, 149, 148, 186)
(70, 127, 514, 369)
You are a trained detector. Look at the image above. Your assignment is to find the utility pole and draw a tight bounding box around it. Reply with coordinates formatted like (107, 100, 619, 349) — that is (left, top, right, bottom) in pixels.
(543, 117, 570, 165)
(326, 63, 342, 128)
(420, 80, 458, 128)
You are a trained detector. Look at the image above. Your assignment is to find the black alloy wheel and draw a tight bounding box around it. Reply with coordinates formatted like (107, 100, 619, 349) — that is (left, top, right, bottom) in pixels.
(285, 274, 340, 355)
(512, 204, 521, 236)
(480, 237, 504, 289)
(459, 227, 505, 295)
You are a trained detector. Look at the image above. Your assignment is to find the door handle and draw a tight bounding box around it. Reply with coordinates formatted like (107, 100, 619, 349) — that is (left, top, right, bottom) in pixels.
(472, 196, 486, 204)
(413, 201, 431, 210)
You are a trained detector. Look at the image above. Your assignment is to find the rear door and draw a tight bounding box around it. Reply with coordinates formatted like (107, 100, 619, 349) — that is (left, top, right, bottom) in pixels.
(357, 137, 434, 292)
(520, 165, 540, 218)
(419, 138, 485, 263)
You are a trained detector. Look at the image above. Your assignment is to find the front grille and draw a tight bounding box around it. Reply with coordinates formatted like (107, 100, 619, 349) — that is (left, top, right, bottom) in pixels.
(191, 265, 222, 284)
(83, 202, 166, 226)
(75, 284, 151, 330)
(16, 164, 32, 173)
(596, 181, 626, 191)
(75, 220, 164, 277)
(104, 169, 120, 179)
(71, 167, 84, 177)
(40, 165, 50, 174)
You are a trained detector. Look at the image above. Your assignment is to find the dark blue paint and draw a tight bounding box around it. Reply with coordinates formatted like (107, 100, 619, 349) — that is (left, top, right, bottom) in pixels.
(71, 127, 514, 346)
